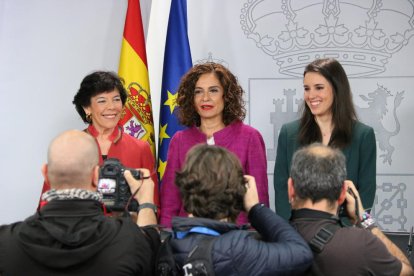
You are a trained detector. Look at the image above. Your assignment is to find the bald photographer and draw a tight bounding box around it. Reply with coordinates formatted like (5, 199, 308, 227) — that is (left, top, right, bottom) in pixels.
(0, 130, 159, 275)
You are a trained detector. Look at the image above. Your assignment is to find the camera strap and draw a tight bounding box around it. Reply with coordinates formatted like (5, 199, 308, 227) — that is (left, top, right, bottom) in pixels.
(291, 209, 342, 253)
(156, 228, 218, 276)
(309, 223, 340, 253)
(291, 209, 343, 276)
(182, 235, 216, 276)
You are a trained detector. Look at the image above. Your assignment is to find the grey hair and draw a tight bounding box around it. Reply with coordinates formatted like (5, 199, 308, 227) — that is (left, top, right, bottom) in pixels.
(290, 143, 347, 204)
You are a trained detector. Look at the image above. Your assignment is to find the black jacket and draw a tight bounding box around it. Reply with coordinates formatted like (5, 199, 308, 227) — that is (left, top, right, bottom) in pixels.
(0, 199, 160, 275)
(169, 204, 313, 275)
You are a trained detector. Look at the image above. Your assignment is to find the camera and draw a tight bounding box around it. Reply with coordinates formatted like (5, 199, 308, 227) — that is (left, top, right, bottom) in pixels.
(338, 188, 359, 221)
(98, 158, 142, 212)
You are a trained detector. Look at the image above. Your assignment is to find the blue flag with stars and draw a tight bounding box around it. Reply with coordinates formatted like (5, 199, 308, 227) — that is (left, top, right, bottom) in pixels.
(157, 0, 192, 183)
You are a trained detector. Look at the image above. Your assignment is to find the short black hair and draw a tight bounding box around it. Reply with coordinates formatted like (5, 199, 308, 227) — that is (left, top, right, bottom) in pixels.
(73, 71, 127, 123)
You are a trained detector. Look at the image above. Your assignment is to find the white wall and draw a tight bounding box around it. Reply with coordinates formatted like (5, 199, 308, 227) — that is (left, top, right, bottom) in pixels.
(0, 0, 129, 223)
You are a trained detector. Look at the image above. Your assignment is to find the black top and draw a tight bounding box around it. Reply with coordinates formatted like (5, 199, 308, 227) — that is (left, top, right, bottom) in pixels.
(0, 199, 160, 275)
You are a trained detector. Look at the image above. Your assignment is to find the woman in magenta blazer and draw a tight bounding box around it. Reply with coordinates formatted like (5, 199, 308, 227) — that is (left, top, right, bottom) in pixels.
(160, 62, 269, 227)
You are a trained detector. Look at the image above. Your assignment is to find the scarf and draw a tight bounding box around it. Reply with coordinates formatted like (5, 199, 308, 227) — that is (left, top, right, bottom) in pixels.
(42, 188, 103, 202)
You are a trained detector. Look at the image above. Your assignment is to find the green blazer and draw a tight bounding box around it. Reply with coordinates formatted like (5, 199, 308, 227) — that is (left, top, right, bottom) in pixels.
(274, 120, 377, 220)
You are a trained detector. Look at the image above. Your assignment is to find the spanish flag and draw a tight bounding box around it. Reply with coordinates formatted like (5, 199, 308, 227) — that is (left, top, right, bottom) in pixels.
(118, 0, 155, 156)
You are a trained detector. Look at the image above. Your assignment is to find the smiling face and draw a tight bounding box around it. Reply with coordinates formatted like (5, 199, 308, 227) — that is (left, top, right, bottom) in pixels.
(193, 72, 225, 123)
(83, 89, 123, 133)
(303, 72, 334, 119)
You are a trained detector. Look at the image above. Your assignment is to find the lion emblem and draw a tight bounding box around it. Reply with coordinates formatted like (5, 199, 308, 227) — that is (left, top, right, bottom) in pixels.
(355, 85, 404, 165)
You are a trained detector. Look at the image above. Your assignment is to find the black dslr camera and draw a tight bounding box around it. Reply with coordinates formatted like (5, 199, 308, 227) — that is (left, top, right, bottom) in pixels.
(98, 158, 142, 212)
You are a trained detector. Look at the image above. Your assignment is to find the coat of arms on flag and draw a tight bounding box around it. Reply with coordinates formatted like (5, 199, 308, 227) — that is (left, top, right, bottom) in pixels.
(121, 81, 155, 147)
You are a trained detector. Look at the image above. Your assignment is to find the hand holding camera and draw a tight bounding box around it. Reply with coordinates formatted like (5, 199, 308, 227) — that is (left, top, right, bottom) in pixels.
(124, 168, 154, 205)
(344, 180, 365, 224)
(124, 168, 157, 226)
(97, 158, 154, 212)
(243, 175, 260, 213)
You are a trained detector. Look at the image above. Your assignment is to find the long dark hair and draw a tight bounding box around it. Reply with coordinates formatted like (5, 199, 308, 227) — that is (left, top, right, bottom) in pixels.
(299, 58, 357, 148)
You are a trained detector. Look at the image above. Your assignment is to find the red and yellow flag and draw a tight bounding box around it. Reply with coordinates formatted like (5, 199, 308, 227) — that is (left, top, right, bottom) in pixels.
(118, 0, 155, 156)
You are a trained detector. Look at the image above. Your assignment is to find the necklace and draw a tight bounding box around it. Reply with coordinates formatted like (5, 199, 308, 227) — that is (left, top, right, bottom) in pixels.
(314, 117, 333, 137)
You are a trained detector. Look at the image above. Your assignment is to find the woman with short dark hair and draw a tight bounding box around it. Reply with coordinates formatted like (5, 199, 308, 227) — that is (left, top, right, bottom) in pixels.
(39, 71, 159, 208)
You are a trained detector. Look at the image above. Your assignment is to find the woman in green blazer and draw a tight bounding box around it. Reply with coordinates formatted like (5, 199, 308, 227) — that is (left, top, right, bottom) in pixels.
(274, 58, 377, 220)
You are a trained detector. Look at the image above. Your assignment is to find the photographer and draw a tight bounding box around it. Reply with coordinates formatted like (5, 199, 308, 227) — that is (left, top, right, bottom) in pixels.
(0, 130, 159, 275)
(159, 144, 312, 275)
(288, 143, 413, 276)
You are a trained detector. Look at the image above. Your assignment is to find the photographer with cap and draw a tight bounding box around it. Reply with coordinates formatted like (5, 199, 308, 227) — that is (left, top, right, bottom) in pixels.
(288, 143, 413, 276)
(0, 130, 160, 275)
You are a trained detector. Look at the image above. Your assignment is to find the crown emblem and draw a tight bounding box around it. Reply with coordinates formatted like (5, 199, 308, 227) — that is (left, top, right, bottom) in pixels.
(195, 52, 229, 68)
(240, 0, 414, 77)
